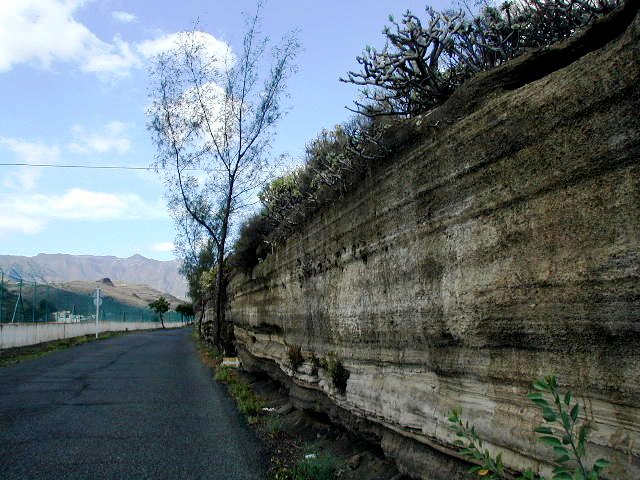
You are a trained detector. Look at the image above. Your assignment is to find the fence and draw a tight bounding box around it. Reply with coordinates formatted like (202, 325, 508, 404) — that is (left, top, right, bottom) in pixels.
(0, 270, 184, 325)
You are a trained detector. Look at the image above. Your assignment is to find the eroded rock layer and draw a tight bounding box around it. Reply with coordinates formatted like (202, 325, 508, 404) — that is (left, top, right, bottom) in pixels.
(229, 7, 640, 479)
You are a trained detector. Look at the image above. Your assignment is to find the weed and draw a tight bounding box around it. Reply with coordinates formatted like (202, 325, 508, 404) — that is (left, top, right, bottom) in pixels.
(287, 344, 304, 370)
(239, 396, 266, 416)
(214, 364, 267, 418)
(325, 354, 349, 395)
(310, 353, 320, 375)
(290, 449, 339, 480)
(265, 415, 283, 436)
(215, 365, 234, 383)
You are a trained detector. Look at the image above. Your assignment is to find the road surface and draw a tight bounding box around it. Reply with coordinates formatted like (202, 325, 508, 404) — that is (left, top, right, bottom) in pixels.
(0, 328, 268, 479)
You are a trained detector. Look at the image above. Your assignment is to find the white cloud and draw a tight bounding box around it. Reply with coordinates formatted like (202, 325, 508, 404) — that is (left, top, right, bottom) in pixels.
(0, 213, 43, 235)
(0, 136, 60, 189)
(137, 31, 233, 67)
(150, 242, 175, 252)
(68, 121, 131, 155)
(82, 36, 141, 75)
(0, 2, 232, 78)
(0, 0, 139, 76)
(112, 10, 136, 23)
(0, 188, 167, 237)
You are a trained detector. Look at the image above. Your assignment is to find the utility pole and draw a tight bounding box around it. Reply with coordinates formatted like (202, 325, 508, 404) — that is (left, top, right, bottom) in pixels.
(32, 282, 36, 323)
(94, 288, 102, 339)
(0, 270, 4, 323)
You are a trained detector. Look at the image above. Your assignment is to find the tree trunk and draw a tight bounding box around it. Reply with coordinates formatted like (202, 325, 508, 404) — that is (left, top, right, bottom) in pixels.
(197, 300, 205, 337)
(214, 246, 225, 348)
(214, 182, 234, 351)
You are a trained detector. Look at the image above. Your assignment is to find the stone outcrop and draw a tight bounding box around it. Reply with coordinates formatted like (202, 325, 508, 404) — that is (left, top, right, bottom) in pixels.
(228, 5, 640, 479)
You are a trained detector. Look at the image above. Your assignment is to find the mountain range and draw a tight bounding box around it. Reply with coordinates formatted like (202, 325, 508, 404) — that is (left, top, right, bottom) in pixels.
(0, 254, 187, 300)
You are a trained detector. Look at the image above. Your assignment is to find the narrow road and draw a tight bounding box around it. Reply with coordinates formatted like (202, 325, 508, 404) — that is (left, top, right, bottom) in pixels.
(0, 328, 268, 479)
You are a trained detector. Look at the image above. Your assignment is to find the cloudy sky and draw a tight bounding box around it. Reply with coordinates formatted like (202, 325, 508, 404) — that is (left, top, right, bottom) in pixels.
(0, 0, 446, 261)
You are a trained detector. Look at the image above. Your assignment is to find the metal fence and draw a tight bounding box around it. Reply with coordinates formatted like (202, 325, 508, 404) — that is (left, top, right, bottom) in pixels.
(0, 270, 183, 324)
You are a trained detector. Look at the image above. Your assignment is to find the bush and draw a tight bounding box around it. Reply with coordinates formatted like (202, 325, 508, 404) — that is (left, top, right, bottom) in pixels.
(287, 344, 304, 370)
(228, 212, 273, 274)
(323, 354, 350, 395)
(343, 0, 622, 117)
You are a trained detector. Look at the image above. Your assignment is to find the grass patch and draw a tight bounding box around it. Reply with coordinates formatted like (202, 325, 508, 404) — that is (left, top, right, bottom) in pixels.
(0, 330, 130, 368)
(193, 330, 269, 420)
(264, 415, 283, 436)
(270, 445, 340, 480)
(214, 363, 267, 417)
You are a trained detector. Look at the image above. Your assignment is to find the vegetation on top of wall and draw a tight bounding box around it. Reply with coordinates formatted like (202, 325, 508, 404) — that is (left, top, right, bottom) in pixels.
(342, 0, 622, 117)
(227, 0, 622, 274)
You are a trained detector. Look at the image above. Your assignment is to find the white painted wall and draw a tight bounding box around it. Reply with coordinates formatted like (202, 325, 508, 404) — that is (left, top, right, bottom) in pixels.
(0, 321, 188, 349)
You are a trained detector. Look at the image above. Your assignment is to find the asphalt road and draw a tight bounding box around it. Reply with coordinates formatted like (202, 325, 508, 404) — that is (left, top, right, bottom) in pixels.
(0, 328, 268, 479)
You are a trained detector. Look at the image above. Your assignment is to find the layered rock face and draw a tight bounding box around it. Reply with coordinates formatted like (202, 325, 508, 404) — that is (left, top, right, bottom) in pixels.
(229, 6, 640, 479)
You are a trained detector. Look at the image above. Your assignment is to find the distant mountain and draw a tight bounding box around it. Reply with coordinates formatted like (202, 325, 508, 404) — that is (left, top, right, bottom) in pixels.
(58, 278, 185, 310)
(0, 254, 187, 300)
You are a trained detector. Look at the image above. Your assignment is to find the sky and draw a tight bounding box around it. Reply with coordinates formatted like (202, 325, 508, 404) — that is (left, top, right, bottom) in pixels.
(0, 0, 449, 261)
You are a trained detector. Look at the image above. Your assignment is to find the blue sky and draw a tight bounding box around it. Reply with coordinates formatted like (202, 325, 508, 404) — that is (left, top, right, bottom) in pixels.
(0, 0, 448, 261)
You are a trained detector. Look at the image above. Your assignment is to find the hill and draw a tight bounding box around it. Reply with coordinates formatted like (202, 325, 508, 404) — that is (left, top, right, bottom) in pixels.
(0, 277, 184, 323)
(0, 253, 187, 300)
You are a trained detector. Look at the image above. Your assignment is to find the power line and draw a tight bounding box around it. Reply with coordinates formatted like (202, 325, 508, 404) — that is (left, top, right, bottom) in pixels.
(0, 162, 294, 172)
(0, 162, 155, 170)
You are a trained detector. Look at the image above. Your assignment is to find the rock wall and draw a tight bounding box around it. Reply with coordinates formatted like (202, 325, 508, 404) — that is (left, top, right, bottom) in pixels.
(228, 5, 640, 479)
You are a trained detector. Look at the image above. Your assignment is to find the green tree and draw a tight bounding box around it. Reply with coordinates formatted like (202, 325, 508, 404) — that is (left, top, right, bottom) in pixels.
(147, 3, 299, 349)
(149, 296, 170, 329)
(175, 302, 195, 322)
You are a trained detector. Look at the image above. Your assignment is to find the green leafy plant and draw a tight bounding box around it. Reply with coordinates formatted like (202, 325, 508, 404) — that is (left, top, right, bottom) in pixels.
(448, 375, 611, 480)
(448, 408, 510, 479)
(526, 375, 610, 480)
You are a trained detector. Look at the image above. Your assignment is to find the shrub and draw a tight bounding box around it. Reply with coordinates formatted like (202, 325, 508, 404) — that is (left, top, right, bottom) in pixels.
(342, 0, 622, 117)
(323, 354, 350, 395)
(310, 353, 321, 375)
(287, 344, 304, 370)
(448, 375, 611, 480)
(228, 212, 274, 274)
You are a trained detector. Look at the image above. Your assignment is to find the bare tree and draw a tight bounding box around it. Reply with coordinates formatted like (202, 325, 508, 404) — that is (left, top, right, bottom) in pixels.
(147, 4, 299, 348)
